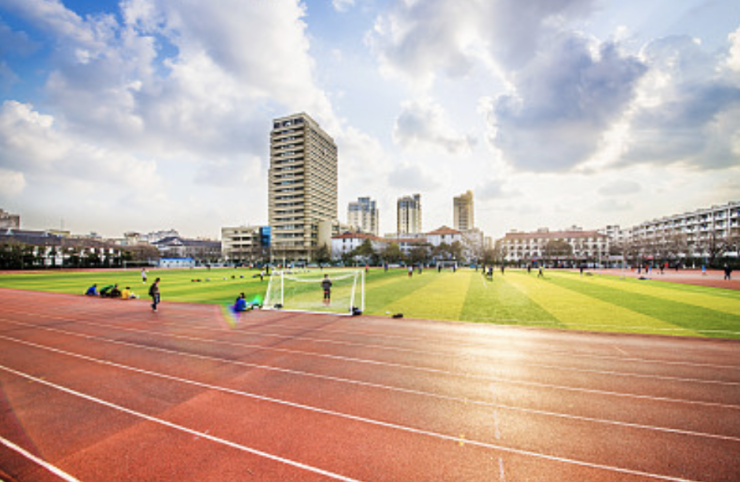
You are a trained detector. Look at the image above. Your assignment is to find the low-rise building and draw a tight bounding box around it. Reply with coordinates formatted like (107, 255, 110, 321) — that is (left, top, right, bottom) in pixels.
(221, 226, 271, 265)
(499, 227, 609, 266)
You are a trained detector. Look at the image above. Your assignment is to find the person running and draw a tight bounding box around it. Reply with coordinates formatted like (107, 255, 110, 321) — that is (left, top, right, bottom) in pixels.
(538, 265, 544, 278)
(149, 277, 161, 312)
(321, 274, 332, 306)
(141, 268, 147, 284)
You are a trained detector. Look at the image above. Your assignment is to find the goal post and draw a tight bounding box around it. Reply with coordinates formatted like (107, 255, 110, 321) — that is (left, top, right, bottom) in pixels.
(264, 270, 365, 316)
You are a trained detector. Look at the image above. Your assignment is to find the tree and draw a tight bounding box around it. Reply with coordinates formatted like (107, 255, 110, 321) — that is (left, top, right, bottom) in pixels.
(408, 244, 430, 266)
(381, 243, 403, 264)
(314, 243, 331, 266)
(544, 240, 572, 265)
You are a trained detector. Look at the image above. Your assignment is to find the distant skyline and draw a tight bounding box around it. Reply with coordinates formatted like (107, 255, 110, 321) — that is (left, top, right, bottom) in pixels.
(0, 0, 739, 240)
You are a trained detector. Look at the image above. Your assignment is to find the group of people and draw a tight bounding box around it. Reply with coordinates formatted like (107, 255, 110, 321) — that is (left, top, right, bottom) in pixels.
(85, 283, 138, 300)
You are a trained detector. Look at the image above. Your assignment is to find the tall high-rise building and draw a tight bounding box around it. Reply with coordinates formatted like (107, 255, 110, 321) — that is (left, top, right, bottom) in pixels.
(348, 197, 379, 236)
(269, 113, 338, 260)
(397, 194, 422, 235)
(453, 190, 474, 231)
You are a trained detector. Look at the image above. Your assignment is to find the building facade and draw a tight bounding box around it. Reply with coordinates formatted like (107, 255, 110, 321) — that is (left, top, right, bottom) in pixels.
(628, 201, 740, 261)
(499, 228, 609, 266)
(347, 197, 379, 236)
(0, 209, 20, 229)
(453, 190, 474, 231)
(269, 113, 338, 261)
(221, 225, 271, 264)
(397, 194, 422, 235)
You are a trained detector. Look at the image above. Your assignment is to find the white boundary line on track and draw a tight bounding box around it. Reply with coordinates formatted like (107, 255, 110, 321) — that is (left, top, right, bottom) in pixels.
(0, 434, 81, 482)
(7, 299, 738, 371)
(0, 352, 705, 482)
(5, 305, 740, 381)
(0, 364, 363, 482)
(22, 302, 739, 371)
(2, 327, 739, 444)
(2, 316, 739, 411)
(145, 319, 740, 387)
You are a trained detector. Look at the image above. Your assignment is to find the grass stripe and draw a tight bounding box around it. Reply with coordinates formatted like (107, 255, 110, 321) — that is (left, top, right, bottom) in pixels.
(505, 272, 697, 336)
(380, 271, 472, 321)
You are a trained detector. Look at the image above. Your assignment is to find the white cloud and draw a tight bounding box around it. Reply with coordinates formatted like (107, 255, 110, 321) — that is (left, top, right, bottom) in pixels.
(598, 179, 641, 196)
(394, 98, 475, 154)
(0, 168, 26, 198)
(623, 35, 740, 170)
(332, 0, 355, 13)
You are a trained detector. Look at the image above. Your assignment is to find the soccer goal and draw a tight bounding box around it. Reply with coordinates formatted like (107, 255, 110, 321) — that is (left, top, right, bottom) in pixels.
(264, 270, 365, 316)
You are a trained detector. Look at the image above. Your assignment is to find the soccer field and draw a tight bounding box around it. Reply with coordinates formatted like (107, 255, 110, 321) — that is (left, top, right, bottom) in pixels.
(0, 267, 739, 339)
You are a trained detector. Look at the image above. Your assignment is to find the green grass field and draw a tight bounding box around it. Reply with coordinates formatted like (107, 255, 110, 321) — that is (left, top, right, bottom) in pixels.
(1, 267, 739, 339)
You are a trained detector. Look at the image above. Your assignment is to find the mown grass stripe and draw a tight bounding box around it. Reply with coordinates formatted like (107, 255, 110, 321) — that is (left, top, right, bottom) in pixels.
(587, 273, 740, 316)
(380, 271, 472, 321)
(460, 271, 562, 327)
(545, 273, 740, 338)
(505, 272, 697, 336)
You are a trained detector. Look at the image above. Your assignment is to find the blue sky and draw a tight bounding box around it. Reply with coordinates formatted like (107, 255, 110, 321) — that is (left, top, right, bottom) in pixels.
(0, 0, 739, 239)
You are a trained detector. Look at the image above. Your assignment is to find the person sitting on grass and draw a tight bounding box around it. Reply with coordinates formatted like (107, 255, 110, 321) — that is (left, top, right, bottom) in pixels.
(233, 293, 250, 312)
(85, 284, 100, 296)
(121, 287, 138, 299)
(99, 284, 115, 297)
(109, 284, 122, 298)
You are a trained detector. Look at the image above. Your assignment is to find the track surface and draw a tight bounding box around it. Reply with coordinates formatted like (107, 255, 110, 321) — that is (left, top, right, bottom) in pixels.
(0, 288, 738, 481)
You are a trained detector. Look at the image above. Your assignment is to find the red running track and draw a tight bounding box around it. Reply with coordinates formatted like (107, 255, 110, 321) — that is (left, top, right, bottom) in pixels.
(0, 288, 738, 481)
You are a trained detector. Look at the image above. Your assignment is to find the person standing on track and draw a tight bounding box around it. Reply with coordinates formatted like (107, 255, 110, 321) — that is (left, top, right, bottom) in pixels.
(149, 277, 161, 312)
(322, 274, 332, 306)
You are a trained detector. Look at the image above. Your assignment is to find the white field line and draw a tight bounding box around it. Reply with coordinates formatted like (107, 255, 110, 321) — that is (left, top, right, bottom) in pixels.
(2, 317, 739, 412)
(1, 326, 740, 446)
(0, 349, 706, 482)
(3, 306, 739, 376)
(8, 302, 739, 371)
(0, 364, 363, 482)
(0, 434, 81, 482)
(144, 319, 740, 387)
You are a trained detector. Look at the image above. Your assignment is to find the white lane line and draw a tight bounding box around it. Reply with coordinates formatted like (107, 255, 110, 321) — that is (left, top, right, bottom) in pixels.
(149, 320, 740, 387)
(2, 318, 739, 415)
(0, 364, 363, 482)
(0, 360, 705, 482)
(6, 305, 738, 371)
(7, 312, 740, 388)
(0, 434, 81, 482)
(2, 332, 739, 446)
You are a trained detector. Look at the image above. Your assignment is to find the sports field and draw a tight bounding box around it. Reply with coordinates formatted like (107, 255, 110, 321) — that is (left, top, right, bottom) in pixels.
(0, 267, 738, 339)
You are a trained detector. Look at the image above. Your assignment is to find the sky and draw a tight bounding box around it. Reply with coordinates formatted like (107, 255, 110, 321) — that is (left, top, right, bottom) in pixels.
(0, 0, 739, 240)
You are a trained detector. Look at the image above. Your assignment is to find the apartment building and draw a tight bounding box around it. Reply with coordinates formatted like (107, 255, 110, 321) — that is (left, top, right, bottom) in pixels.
(268, 113, 338, 261)
(499, 228, 609, 265)
(453, 190, 474, 231)
(348, 197, 379, 236)
(397, 194, 422, 235)
(221, 225, 271, 264)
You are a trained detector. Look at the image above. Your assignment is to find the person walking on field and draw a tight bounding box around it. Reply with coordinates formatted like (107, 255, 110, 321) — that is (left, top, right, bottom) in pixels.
(321, 274, 332, 307)
(141, 268, 147, 284)
(149, 277, 161, 312)
(724, 264, 733, 281)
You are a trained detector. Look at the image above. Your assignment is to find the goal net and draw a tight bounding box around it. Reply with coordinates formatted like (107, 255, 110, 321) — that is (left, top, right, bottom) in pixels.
(264, 270, 365, 316)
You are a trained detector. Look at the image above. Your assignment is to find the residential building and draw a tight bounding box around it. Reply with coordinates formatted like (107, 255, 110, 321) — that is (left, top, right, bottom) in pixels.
(498, 228, 610, 265)
(426, 226, 463, 248)
(221, 225, 271, 265)
(0, 209, 20, 229)
(269, 113, 338, 261)
(397, 194, 422, 235)
(331, 232, 386, 260)
(152, 236, 221, 264)
(453, 190, 474, 231)
(629, 201, 740, 259)
(348, 197, 379, 236)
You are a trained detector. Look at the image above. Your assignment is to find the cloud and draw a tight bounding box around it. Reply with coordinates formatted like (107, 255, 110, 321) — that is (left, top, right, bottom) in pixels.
(368, 0, 597, 84)
(394, 98, 476, 154)
(332, 0, 355, 13)
(485, 34, 646, 172)
(387, 161, 440, 191)
(0, 168, 26, 198)
(0, 100, 160, 191)
(476, 178, 519, 200)
(622, 35, 740, 170)
(598, 179, 641, 196)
